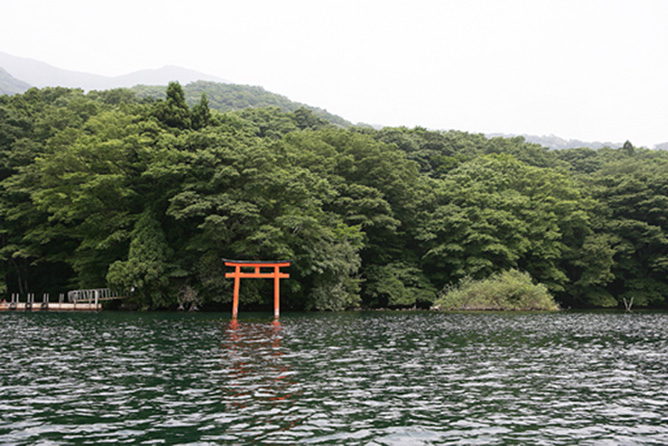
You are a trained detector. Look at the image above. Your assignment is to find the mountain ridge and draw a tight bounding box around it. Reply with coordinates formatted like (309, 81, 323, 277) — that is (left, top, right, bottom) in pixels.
(2, 51, 665, 149)
(0, 50, 351, 126)
(0, 50, 226, 91)
(131, 81, 352, 127)
(485, 132, 626, 151)
(0, 66, 31, 95)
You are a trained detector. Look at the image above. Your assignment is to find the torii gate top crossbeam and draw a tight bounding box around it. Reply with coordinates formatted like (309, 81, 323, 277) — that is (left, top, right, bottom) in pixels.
(223, 259, 292, 265)
(223, 259, 292, 267)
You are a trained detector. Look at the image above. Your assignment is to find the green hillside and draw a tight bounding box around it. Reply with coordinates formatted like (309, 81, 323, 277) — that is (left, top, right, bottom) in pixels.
(131, 81, 352, 127)
(0, 67, 31, 95)
(2, 83, 668, 311)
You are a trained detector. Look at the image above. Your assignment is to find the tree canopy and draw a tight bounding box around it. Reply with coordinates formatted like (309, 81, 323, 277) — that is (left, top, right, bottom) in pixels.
(1, 84, 667, 310)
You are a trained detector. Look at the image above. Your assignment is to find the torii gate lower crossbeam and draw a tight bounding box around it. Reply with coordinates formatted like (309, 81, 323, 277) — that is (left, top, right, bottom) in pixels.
(224, 259, 291, 319)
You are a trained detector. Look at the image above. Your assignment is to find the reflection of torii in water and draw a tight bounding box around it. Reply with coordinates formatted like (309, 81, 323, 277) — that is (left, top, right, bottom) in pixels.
(221, 261, 301, 432)
(223, 259, 291, 319)
(221, 319, 300, 425)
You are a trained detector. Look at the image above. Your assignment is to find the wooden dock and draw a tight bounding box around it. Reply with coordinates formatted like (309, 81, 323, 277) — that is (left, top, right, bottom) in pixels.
(0, 302, 101, 312)
(1, 289, 126, 312)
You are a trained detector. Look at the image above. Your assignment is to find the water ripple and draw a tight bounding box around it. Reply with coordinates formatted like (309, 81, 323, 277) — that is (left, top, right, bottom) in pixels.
(1, 311, 667, 444)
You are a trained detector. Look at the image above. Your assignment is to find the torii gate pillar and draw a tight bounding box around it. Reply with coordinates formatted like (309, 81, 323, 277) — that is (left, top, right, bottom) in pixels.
(224, 259, 291, 319)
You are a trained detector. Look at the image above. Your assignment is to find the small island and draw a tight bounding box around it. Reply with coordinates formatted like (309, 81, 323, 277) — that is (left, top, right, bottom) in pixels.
(432, 269, 559, 312)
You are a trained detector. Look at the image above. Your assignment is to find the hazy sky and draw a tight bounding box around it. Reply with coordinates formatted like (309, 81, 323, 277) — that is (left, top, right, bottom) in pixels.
(1, 0, 667, 146)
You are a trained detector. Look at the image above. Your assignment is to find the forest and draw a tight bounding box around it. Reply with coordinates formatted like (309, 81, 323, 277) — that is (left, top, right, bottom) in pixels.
(1, 82, 667, 311)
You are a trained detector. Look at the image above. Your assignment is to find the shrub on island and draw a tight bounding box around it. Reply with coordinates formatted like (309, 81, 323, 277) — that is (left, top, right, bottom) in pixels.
(432, 269, 559, 311)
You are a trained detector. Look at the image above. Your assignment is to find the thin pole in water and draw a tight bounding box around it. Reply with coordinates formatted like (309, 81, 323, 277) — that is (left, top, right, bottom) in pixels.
(623, 296, 634, 312)
(274, 265, 280, 319)
(232, 265, 241, 319)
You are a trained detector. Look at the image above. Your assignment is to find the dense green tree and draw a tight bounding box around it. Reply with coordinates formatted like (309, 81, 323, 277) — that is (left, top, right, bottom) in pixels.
(165, 130, 365, 310)
(291, 107, 331, 131)
(417, 154, 595, 297)
(152, 81, 191, 130)
(0, 88, 90, 296)
(283, 129, 433, 306)
(585, 158, 668, 306)
(107, 211, 172, 308)
(132, 80, 352, 127)
(2, 85, 668, 310)
(190, 92, 210, 130)
(364, 262, 437, 307)
(556, 147, 603, 174)
(237, 107, 299, 139)
(375, 127, 480, 176)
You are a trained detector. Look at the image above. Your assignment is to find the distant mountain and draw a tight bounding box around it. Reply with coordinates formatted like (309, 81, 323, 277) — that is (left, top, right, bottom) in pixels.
(111, 66, 226, 89)
(132, 81, 352, 127)
(0, 50, 226, 91)
(486, 133, 623, 150)
(510, 134, 668, 151)
(0, 51, 104, 90)
(0, 51, 351, 127)
(0, 66, 31, 95)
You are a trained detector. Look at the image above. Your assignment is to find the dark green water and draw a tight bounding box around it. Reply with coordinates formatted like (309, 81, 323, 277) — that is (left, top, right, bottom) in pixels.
(1, 311, 667, 445)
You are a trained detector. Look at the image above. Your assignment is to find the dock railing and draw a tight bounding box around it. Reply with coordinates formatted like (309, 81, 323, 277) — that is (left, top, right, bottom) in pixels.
(1, 288, 125, 312)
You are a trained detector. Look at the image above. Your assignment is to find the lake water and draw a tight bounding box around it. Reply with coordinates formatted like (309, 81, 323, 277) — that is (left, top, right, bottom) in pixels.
(1, 311, 667, 445)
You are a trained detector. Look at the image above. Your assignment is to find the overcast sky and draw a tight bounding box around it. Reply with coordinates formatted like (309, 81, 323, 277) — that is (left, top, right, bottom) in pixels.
(1, 0, 667, 146)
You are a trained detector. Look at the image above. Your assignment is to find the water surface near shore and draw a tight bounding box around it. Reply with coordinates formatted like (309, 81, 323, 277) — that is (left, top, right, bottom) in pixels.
(1, 311, 667, 445)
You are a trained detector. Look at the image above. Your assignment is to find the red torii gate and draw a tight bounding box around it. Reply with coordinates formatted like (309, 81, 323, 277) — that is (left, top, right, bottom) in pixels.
(223, 259, 291, 319)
